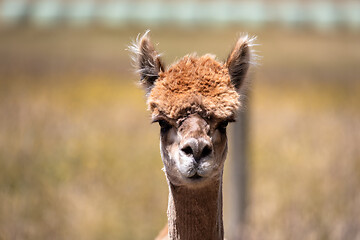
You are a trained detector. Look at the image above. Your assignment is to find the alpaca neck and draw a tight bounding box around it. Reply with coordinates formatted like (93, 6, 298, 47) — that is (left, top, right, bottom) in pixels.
(167, 179, 224, 240)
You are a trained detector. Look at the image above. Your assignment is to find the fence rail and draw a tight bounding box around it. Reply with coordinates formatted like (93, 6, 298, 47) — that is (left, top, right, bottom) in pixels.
(0, 0, 359, 29)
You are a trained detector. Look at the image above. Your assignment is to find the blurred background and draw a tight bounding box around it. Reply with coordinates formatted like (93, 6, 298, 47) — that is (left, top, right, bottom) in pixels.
(0, 0, 360, 239)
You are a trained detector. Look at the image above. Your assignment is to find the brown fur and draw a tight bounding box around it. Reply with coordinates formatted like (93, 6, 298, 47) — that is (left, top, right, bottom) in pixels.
(129, 31, 256, 240)
(148, 55, 240, 120)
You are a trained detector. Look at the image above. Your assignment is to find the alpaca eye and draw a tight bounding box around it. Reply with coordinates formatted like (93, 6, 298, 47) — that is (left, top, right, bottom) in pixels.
(217, 121, 228, 133)
(158, 120, 172, 133)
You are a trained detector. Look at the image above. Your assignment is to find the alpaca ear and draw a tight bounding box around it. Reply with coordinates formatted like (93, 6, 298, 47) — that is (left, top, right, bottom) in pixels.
(129, 30, 165, 94)
(226, 36, 253, 90)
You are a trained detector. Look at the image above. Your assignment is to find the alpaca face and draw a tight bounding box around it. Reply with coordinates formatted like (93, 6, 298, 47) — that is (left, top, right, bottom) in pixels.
(130, 31, 254, 188)
(154, 113, 229, 187)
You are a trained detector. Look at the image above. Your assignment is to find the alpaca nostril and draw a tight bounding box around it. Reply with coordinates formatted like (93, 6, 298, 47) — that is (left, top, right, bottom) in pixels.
(201, 145, 212, 158)
(181, 139, 212, 162)
(181, 146, 193, 156)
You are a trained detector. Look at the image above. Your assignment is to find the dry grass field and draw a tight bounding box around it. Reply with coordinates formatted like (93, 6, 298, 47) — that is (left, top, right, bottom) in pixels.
(0, 26, 360, 240)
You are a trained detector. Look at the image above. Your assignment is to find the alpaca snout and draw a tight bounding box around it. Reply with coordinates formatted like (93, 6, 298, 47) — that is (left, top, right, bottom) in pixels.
(180, 138, 213, 163)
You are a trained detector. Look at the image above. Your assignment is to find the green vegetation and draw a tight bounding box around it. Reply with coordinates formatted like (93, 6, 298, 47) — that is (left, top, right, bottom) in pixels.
(0, 27, 359, 239)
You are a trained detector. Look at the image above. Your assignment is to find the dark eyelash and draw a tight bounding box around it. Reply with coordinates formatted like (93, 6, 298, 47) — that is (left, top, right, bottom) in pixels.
(158, 120, 172, 133)
(217, 121, 229, 133)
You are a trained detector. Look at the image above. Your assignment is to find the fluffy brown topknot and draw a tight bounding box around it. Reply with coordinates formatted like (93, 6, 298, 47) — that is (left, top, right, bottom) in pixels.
(129, 31, 255, 120)
(147, 54, 240, 120)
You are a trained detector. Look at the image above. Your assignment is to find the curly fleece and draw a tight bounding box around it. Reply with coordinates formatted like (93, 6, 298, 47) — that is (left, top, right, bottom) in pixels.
(147, 54, 240, 120)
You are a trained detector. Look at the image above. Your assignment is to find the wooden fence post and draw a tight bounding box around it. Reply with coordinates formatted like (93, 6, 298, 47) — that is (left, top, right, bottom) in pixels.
(227, 107, 249, 240)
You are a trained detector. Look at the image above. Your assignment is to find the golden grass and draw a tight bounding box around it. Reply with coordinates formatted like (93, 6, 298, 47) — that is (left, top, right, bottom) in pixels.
(0, 27, 359, 239)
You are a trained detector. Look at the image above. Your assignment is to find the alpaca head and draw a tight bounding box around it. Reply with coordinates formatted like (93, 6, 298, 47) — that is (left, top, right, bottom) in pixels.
(130, 31, 254, 188)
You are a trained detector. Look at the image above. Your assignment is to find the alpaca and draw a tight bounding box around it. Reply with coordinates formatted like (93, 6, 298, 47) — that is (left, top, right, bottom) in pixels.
(130, 31, 255, 240)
